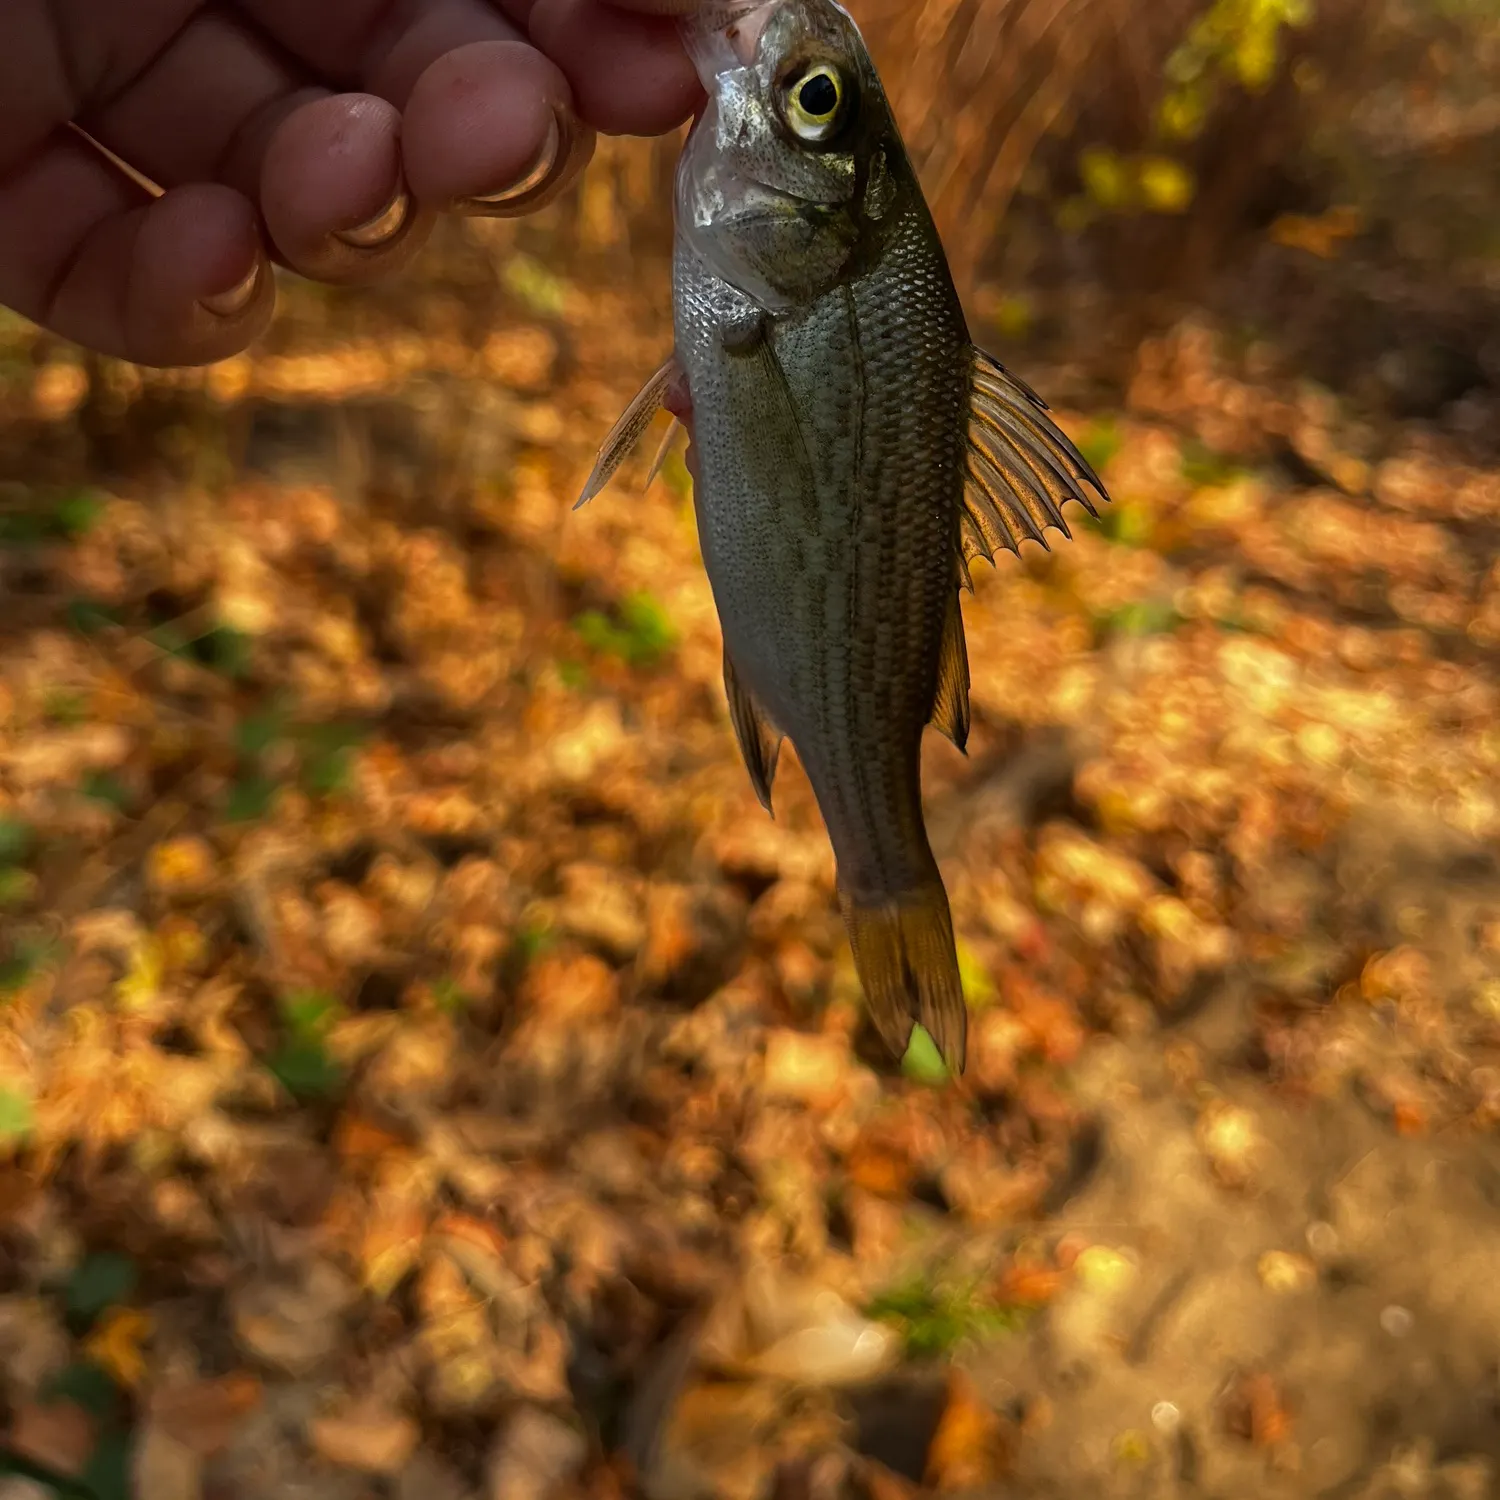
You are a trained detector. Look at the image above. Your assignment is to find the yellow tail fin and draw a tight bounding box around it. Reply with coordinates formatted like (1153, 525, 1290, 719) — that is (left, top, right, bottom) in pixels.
(840, 883, 967, 1075)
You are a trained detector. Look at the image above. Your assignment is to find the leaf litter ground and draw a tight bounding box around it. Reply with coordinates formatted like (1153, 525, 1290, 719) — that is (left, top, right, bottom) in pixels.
(0, 220, 1499, 1498)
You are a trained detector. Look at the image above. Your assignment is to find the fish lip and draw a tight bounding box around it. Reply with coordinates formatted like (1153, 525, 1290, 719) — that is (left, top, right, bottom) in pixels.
(677, 0, 779, 84)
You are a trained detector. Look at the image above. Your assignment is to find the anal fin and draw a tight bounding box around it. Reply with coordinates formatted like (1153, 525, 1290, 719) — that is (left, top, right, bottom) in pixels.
(723, 649, 783, 815)
(575, 354, 683, 509)
(930, 589, 970, 753)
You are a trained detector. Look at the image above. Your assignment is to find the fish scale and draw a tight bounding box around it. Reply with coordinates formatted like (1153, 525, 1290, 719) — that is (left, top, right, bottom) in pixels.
(577, 0, 1110, 1072)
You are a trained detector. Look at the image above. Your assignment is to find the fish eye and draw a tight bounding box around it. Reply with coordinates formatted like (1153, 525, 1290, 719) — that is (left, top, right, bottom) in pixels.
(782, 63, 849, 144)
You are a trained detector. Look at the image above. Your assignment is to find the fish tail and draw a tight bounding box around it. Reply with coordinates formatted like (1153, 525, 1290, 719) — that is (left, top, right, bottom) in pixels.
(839, 880, 967, 1075)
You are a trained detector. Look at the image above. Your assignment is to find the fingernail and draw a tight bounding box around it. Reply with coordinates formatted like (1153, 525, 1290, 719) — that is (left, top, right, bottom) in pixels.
(199, 261, 262, 318)
(459, 110, 570, 217)
(334, 183, 413, 250)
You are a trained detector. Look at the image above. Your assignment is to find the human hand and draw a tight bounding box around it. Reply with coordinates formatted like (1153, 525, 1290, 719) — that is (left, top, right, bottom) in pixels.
(0, 0, 702, 368)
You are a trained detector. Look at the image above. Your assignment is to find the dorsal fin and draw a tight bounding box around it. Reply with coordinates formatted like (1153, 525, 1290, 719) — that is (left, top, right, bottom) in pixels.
(723, 649, 783, 815)
(930, 589, 970, 753)
(959, 347, 1110, 569)
(575, 355, 683, 509)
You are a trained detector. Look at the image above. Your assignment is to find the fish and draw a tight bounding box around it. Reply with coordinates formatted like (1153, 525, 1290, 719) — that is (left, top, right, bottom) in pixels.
(578, 0, 1109, 1074)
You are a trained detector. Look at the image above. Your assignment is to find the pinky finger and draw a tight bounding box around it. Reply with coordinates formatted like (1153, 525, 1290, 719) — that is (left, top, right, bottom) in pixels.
(0, 131, 272, 368)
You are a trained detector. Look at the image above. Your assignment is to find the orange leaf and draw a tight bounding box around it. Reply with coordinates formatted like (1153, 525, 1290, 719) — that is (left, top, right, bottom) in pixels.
(997, 1264, 1066, 1307)
(6, 1400, 96, 1477)
(83, 1306, 153, 1390)
(334, 1111, 407, 1165)
(925, 1370, 1011, 1490)
(846, 1141, 914, 1199)
(149, 1373, 264, 1457)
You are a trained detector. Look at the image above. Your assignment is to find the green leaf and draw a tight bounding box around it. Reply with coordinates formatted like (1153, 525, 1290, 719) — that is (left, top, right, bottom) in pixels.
(302, 748, 352, 797)
(278, 989, 342, 1038)
(901, 1025, 950, 1086)
(297, 722, 367, 755)
(0, 509, 49, 546)
(0, 936, 57, 996)
(513, 921, 556, 963)
(1096, 499, 1153, 548)
(573, 609, 620, 657)
(0, 817, 33, 864)
(0, 867, 34, 908)
(65, 599, 122, 635)
(224, 776, 277, 824)
(432, 977, 471, 1016)
(865, 1278, 1023, 1359)
(41, 1361, 121, 1418)
(574, 592, 677, 669)
(65, 1252, 137, 1326)
(44, 690, 88, 725)
(234, 708, 288, 757)
(0, 1086, 34, 1144)
(617, 591, 677, 665)
(194, 625, 252, 678)
(1074, 417, 1122, 476)
(1100, 600, 1183, 638)
(267, 1037, 344, 1101)
(53, 490, 104, 538)
(78, 1426, 133, 1500)
(81, 772, 131, 812)
(1180, 438, 1247, 488)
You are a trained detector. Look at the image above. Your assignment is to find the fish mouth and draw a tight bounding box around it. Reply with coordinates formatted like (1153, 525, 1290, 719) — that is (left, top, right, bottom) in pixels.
(678, 0, 780, 84)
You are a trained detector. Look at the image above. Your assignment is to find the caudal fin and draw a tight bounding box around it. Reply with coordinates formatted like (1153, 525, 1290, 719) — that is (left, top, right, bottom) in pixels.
(840, 882, 967, 1075)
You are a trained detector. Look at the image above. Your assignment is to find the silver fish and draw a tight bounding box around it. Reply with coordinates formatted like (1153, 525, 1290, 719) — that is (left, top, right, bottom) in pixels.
(579, 0, 1108, 1073)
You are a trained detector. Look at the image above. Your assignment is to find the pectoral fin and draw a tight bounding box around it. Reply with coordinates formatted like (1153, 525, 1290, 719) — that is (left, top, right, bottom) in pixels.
(723, 649, 783, 815)
(930, 588, 970, 753)
(959, 347, 1111, 567)
(575, 354, 684, 509)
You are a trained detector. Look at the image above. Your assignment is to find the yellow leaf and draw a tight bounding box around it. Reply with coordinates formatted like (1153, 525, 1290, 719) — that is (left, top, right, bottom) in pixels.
(115, 937, 165, 1013)
(1138, 157, 1195, 214)
(84, 1306, 153, 1389)
(1079, 147, 1129, 210)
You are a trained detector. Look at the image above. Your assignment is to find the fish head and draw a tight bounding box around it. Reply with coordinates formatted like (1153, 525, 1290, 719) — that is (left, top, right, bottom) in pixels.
(675, 0, 907, 312)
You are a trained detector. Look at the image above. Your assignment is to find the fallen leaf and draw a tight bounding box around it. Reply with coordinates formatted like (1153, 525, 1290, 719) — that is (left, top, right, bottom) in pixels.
(1257, 1251, 1316, 1295)
(82, 1306, 152, 1389)
(230, 1259, 354, 1375)
(1197, 1101, 1260, 1187)
(309, 1398, 420, 1474)
(1225, 1371, 1293, 1447)
(129, 1422, 202, 1500)
(148, 1373, 263, 1456)
(925, 1370, 1011, 1490)
(333, 1110, 408, 1167)
(762, 1031, 850, 1108)
(360, 1205, 427, 1299)
(146, 838, 217, 898)
(485, 1406, 589, 1500)
(996, 1264, 1066, 1308)
(845, 1141, 913, 1199)
(5, 1399, 96, 1478)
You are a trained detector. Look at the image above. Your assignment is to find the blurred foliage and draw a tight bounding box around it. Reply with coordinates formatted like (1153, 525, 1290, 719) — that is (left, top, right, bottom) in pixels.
(866, 1278, 1026, 1358)
(574, 590, 678, 669)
